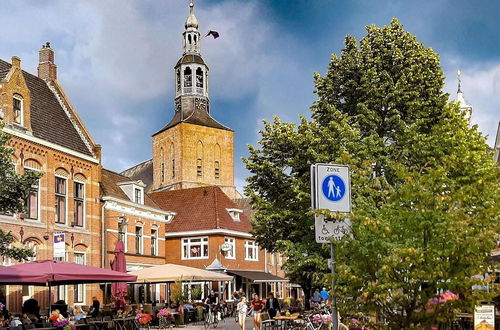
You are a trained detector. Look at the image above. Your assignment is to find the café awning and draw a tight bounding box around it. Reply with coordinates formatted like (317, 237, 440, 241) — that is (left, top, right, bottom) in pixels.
(227, 270, 289, 283)
(130, 263, 233, 283)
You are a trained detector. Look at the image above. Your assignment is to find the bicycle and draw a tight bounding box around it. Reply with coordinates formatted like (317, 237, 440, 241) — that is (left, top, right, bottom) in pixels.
(203, 304, 220, 329)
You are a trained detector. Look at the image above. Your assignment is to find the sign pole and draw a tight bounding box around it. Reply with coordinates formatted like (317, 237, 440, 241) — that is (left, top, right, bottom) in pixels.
(331, 242, 338, 330)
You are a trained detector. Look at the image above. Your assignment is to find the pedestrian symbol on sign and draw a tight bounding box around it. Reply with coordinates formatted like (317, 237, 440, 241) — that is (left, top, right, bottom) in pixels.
(322, 175, 345, 202)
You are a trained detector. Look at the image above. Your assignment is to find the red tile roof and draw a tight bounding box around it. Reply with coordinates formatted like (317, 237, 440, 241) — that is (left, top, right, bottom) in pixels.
(149, 186, 252, 233)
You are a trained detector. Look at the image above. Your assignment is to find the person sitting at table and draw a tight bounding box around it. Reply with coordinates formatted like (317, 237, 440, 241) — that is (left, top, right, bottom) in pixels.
(73, 306, 86, 321)
(10, 315, 23, 327)
(265, 292, 280, 319)
(89, 297, 100, 318)
(0, 314, 7, 327)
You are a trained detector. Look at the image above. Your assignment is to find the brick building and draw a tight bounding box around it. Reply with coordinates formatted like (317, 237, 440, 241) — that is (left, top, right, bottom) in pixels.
(0, 44, 102, 312)
(100, 169, 175, 303)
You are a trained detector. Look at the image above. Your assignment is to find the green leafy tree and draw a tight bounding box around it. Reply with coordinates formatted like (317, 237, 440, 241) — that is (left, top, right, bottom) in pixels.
(0, 123, 40, 261)
(244, 19, 499, 329)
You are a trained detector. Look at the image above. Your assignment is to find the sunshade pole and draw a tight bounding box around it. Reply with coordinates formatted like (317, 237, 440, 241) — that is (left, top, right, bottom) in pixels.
(47, 282, 51, 315)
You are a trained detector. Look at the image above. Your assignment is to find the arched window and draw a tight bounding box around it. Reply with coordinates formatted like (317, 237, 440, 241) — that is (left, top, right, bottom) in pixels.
(160, 147, 165, 183)
(196, 68, 203, 89)
(214, 144, 221, 179)
(184, 67, 192, 88)
(170, 143, 175, 178)
(176, 69, 181, 92)
(196, 141, 203, 178)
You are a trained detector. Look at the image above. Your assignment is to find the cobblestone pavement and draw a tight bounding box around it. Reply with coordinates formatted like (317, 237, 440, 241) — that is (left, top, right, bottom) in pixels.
(181, 316, 253, 329)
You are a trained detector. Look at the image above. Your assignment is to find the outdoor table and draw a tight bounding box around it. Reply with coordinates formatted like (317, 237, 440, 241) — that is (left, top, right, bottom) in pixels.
(273, 313, 300, 329)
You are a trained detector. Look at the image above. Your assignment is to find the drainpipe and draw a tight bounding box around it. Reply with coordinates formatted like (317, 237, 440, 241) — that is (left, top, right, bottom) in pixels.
(264, 248, 267, 273)
(101, 201, 107, 268)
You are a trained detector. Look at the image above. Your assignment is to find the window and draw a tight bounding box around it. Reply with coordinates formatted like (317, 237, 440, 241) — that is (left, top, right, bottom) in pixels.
(176, 69, 181, 92)
(161, 162, 165, 183)
(172, 159, 175, 178)
(245, 240, 258, 261)
(24, 169, 39, 220)
(184, 67, 192, 87)
(223, 237, 235, 259)
(55, 177, 67, 224)
(182, 237, 209, 259)
(13, 97, 22, 125)
(214, 161, 220, 179)
(227, 209, 241, 222)
(73, 253, 85, 303)
(196, 158, 202, 177)
(196, 68, 203, 88)
(151, 229, 158, 256)
(134, 188, 142, 204)
(135, 226, 143, 254)
(118, 221, 128, 252)
(74, 182, 84, 227)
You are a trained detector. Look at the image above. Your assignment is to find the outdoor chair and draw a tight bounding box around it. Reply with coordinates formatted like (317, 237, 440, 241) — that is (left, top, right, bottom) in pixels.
(260, 312, 278, 330)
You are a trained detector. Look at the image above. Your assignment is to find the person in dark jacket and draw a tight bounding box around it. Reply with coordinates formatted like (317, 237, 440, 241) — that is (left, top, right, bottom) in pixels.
(89, 297, 100, 318)
(265, 293, 280, 318)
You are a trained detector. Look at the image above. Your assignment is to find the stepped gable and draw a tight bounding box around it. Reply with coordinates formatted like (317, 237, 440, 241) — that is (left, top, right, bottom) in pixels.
(0, 59, 92, 157)
(149, 186, 252, 233)
(101, 168, 160, 208)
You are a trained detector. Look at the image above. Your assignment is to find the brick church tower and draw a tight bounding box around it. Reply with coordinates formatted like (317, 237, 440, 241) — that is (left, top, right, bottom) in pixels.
(151, 1, 236, 198)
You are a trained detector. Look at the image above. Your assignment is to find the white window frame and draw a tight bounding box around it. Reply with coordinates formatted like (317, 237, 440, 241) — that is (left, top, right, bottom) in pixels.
(133, 186, 144, 205)
(13, 96, 23, 126)
(118, 221, 128, 253)
(151, 228, 158, 256)
(245, 240, 258, 261)
(181, 237, 209, 260)
(224, 237, 235, 259)
(135, 225, 144, 255)
(55, 175, 68, 225)
(73, 180, 85, 228)
(226, 208, 242, 222)
(24, 167, 41, 221)
(73, 252, 86, 304)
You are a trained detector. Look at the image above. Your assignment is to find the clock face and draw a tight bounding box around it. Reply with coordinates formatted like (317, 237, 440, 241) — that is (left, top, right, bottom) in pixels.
(195, 97, 207, 111)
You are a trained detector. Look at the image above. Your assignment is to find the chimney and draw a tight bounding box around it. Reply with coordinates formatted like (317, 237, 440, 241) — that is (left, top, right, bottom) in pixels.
(11, 56, 21, 68)
(38, 42, 57, 81)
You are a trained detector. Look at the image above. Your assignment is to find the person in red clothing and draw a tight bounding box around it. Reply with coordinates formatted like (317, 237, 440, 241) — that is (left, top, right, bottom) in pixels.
(250, 294, 264, 330)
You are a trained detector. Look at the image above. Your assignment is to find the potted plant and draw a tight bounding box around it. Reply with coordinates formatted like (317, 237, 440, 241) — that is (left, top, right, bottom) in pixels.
(135, 313, 152, 329)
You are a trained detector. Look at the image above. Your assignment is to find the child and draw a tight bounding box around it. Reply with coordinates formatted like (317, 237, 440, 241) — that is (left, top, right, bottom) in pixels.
(237, 297, 248, 330)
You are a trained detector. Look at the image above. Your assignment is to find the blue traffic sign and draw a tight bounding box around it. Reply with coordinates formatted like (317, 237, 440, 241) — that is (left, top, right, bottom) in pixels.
(321, 175, 345, 202)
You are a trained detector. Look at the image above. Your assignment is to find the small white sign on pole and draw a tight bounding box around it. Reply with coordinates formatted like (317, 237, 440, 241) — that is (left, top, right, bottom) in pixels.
(474, 305, 495, 329)
(314, 164, 351, 213)
(53, 233, 65, 258)
(315, 215, 352, 243)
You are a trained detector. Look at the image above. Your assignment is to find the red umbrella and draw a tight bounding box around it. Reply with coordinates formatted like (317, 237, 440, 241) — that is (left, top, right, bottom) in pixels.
(0, 265, 51, 285)
(8, 260, 137, 285)
(111, 241, 128, 299)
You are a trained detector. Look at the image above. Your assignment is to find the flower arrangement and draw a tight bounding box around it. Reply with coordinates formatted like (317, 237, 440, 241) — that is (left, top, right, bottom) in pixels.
(135, 313, 152, 325)
(311, 313, 332, 325)
(49, 310, 75, 330)
(157, 308, 173, 319)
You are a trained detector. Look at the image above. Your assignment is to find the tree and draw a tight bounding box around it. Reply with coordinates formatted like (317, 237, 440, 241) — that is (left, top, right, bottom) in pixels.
(0, 123, 40, 261)
(244, 19, 499, 328)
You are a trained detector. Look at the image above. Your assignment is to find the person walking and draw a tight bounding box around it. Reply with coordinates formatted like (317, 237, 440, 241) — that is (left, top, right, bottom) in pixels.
(265, 292, 280, 319)
(250, 294, 264, 330)
(313, 289, 322, 305)
(237, 297, 248, 330)
(320, 287, 330, 303)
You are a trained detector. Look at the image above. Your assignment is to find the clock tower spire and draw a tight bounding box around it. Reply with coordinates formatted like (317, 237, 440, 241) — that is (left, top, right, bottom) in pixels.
(151, 1, 237, 198)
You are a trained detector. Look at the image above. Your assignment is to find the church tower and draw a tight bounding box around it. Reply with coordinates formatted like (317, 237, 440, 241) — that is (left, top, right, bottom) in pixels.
(151, 1, 236, 198)
(456, 70, 472, 119)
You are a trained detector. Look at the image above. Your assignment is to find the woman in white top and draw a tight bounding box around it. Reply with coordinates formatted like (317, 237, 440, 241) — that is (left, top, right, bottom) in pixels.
(236, 297, 248, 330)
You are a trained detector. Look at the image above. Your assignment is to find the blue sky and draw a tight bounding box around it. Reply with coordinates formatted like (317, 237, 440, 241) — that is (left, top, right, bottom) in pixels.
(1, 0, 499, 191)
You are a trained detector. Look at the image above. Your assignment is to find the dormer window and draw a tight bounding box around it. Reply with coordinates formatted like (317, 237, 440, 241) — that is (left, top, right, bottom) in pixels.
(226, 208, 242, 222)
(13, 96, 23, 125)
(134, 188, 143, 204)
